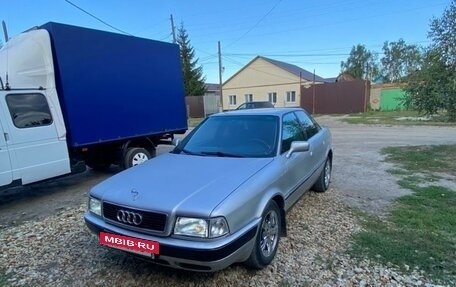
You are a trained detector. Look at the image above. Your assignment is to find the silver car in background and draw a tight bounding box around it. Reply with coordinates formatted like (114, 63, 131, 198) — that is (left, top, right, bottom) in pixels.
(84, 107, 333, 272)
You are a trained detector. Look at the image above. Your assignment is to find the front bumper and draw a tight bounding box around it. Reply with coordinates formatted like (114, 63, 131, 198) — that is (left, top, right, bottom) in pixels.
(84, 212, 259, 272)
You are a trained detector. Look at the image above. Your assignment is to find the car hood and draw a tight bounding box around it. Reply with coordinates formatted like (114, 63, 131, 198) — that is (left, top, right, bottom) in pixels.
(90, 153, 273, 217)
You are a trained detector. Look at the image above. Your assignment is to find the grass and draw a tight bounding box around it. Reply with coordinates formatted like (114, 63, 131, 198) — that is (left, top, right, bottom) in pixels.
(342, 110, 455, 126)
(382, 145, 456, 177)
(351, 145, 456, 284)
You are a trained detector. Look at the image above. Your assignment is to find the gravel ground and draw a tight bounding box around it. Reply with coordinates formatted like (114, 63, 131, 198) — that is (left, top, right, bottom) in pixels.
(0, 189, 442, 287)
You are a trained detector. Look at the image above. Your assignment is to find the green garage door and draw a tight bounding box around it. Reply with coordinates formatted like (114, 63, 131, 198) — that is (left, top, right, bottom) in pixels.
(380, 89, 406, 111)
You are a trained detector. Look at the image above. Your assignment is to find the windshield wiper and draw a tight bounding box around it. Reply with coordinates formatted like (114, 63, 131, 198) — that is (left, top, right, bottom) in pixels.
(200, 151, 244, 158)
(181, 149, 203, 156)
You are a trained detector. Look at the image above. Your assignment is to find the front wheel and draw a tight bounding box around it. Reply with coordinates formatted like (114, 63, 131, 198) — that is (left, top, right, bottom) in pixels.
(245, 201, 281, 269)
(123, 147, 152, 169)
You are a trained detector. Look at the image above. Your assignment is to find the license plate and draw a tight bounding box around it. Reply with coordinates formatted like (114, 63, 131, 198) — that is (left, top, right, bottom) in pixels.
(99, 232, 159, 257)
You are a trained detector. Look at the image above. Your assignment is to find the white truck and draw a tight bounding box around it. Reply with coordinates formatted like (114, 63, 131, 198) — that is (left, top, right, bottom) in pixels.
(0, 22, 187, 190)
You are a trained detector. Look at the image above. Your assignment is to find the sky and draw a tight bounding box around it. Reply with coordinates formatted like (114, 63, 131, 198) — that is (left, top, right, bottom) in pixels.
(0, 0, 451, 83)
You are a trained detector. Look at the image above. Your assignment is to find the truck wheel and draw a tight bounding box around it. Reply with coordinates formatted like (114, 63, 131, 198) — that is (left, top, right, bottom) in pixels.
(124, 147, 151, 168)
(245, 201, 281, 269)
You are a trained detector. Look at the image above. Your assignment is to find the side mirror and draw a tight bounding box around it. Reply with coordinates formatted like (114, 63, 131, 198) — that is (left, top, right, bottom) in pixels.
(172, 138, 180, 146)
(286, 141, 309, 158)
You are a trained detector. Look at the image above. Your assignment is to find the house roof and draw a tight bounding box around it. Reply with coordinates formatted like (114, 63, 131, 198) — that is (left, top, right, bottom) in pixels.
(223, 55, 327, 86)
(205, 83, 220, 91)
(259, 56, 327, 82)
(324, 77, 337, 83)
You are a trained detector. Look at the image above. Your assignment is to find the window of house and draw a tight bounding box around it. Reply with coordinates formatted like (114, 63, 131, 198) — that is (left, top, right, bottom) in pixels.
(229, 95, 237, 106)
(268, 92, 277, 104)
(244, 94, 253, 102)
(286, 91, 296, 102)
(6, 93, 53, 129)
(281, 112, 305, 153)
(294, 110, 320, 139)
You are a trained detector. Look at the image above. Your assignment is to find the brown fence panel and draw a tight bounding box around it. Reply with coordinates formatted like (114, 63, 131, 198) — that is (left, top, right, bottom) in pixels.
(301, 80, 369, 114)
(185, 96, 205, 118)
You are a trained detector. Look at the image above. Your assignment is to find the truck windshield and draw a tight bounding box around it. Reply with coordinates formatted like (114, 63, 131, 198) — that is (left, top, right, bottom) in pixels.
(176, 115, 279, 158)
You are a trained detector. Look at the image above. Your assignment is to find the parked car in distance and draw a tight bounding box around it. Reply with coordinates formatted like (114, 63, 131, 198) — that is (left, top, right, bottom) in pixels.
(236, 101, 274, 109)
(84, 107, 333, 272)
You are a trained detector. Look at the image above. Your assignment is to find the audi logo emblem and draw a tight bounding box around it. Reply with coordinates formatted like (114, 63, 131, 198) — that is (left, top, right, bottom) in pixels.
(116, 210, 143, 226)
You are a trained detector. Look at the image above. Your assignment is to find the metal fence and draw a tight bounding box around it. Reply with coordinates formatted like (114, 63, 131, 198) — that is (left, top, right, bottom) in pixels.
(300, 80, 369, 114)
(185, 95, 220, 118)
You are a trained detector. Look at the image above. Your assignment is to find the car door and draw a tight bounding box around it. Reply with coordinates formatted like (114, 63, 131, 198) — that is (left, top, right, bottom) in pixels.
(0, 113, 13, 186)
(1, 92, 71, 184)
(294, 110, 326, 170)
(279, 112, 315, 209)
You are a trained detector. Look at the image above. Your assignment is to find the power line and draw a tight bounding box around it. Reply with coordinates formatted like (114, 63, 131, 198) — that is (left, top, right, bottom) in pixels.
(64, 0, 133, 36)
(225, 0, 282, 48)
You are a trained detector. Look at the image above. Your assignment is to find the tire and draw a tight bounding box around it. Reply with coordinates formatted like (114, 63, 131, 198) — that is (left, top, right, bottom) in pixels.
(312, 157, 332, 192)
(123, 147, 152, 169)
(245, 201, 281, 269)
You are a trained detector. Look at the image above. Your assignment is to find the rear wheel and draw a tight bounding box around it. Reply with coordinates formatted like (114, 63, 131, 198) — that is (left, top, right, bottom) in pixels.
(312, 157, 331, 192)
(123, 147, 152, 168)
(245, 201, 281, 269)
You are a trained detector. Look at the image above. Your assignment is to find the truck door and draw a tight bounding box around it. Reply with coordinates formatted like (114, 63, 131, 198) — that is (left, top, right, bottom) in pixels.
(0, 114, 13, 186)
(0, 92, 71, 184)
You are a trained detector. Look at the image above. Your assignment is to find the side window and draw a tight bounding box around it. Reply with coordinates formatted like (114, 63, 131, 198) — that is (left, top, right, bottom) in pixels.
(281, 112, 305, 153)
(295, 111, 320, 139)
(6, 94, 53, 129)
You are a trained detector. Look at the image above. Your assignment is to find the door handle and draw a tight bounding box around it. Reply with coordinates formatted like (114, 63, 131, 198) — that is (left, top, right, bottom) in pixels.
(4, 132, 9, 141)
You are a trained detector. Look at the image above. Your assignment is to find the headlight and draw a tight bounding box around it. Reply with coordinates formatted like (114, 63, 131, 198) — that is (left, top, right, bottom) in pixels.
(88, 197, 102, 216)
(174, 217, 208, 237)
(210, 217, 229, 237)
(174, 217, 229, 238)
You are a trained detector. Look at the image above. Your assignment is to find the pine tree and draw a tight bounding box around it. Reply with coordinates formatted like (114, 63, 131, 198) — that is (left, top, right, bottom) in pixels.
(176, 23, 206, 96)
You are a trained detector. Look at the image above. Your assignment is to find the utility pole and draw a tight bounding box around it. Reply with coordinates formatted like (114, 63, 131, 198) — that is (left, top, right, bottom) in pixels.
(170, 14, 176, 44)
(312, 69, 316, 114)
(218, 41, 223, 112)
(364, 63, 369, 112)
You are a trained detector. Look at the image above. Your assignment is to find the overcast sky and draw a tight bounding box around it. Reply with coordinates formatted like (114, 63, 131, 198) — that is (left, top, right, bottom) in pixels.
(0, 0, 451, 83)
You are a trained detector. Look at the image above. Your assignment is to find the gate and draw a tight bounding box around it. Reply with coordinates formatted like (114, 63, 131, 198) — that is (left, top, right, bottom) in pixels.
(301, 80, 368, 114)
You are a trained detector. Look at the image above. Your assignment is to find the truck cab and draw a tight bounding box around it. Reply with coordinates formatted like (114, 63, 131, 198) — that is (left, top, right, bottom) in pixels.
(0, 29, 71, 188)
(0, 90, 71, 187)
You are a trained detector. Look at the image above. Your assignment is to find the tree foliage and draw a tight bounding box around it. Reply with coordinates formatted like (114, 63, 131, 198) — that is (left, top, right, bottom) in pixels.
(381, 39, 422, 83)
(341, 44, 379, 80)
(176, 23, 206, 96)
(404, 0, 456, 121)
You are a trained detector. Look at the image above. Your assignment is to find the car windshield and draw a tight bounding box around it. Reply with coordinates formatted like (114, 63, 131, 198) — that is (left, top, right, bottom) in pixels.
(175, 115, 279, 158)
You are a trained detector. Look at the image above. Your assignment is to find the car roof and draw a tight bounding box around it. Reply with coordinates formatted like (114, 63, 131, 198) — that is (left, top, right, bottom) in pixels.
(213, 107, 304, 117)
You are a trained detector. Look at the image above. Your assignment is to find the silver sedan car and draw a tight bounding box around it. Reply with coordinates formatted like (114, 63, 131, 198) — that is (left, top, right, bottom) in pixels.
(84, 107, 333, 272)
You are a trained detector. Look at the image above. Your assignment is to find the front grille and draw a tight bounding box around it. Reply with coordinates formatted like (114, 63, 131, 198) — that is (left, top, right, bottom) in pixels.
(103, 202, 167, 232)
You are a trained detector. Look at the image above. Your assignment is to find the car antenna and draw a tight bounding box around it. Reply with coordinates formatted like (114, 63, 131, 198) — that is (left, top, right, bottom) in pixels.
(2, 20, 10, 90)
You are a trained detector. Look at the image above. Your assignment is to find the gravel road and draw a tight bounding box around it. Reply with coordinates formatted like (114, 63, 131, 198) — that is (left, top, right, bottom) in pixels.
(1, 117, 456, 286)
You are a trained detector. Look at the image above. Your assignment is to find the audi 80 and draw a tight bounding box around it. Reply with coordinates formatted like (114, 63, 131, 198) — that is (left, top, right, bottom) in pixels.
(84, 107, 333, 272)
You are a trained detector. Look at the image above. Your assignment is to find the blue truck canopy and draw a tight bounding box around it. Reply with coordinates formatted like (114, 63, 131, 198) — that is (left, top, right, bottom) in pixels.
(40, 22, 187, 147)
